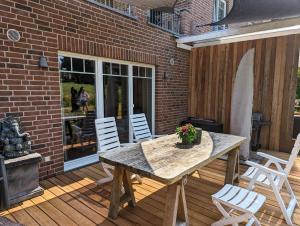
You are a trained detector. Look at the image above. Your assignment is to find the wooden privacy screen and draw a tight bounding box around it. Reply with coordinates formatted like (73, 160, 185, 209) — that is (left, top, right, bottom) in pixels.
(189, 34, 300, 152)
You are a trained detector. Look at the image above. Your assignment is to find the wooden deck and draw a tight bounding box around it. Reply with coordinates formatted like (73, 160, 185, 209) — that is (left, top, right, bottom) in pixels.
(1, 152, 300, 226)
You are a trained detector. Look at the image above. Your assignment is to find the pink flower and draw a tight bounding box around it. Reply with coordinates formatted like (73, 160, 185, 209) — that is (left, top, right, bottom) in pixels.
(181, 126, 188, 135)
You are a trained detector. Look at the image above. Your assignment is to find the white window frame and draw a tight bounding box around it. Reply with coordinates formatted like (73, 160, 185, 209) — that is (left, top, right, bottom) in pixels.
(59, 51, 156, 172)
(213, 0, 227, 31)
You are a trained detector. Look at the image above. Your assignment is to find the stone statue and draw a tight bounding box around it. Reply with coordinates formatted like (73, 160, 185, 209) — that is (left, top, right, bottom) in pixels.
(0, 116, 32, 159)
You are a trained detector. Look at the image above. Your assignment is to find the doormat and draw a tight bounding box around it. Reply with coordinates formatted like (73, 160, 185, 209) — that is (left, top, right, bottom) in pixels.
(0, 217, 24, 226)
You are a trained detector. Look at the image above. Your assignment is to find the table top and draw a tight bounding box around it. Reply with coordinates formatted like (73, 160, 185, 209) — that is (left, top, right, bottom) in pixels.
(99, 131, 246, 184)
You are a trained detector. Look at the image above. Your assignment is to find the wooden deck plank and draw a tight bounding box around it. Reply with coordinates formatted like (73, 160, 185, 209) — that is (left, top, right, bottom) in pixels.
(1, 153, 300, 226)
(39, 181, 97, 226)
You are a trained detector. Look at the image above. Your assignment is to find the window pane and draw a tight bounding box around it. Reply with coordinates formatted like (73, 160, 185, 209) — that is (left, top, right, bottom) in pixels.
(133, 77, 152, 131)
(133, 66, 138, 77)
(85, 60, 95, 73)
(112, 63, 120, 75)
(139, 67, 145, 77)
(59, 56, 71, 71)
(60, 72, 97, 162)
(103, 75, 129, 142)
(121, 64, 128, 75)
(103, 62, 111, 74)
(146, 68, 152, 78)
(72, 58, 84, 72)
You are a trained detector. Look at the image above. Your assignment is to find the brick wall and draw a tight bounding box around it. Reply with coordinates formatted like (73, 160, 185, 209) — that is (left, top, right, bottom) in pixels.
(178, 0, 234, 35)
(0, 0, 190, 179)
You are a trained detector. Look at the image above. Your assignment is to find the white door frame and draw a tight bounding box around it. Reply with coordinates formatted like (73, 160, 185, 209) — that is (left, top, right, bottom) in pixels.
(59, 51, 156, 171)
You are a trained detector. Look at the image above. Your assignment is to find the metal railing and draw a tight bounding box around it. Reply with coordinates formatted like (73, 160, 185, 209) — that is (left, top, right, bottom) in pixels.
(148, 9, 181, 35)
(89, 0, 132, 16)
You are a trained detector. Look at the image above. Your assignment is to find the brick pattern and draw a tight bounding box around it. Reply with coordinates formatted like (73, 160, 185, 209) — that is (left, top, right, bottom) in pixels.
(0, 0, 190, 179)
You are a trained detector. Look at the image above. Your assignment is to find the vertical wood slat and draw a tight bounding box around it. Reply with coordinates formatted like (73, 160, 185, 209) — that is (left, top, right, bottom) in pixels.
(188, 34, 300, 152)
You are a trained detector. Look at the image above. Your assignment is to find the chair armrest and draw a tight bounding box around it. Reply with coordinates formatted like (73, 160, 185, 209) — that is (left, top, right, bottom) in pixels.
(257, 152, 288, 165)
(245, 161, 286, 178)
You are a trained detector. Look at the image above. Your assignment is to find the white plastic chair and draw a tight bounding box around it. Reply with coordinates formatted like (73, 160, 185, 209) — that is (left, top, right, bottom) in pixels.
(212, 184, 266, 226)
(241, 134, 300, 225)
(129, 113, 165, 142)
(95, 117, 142, 185)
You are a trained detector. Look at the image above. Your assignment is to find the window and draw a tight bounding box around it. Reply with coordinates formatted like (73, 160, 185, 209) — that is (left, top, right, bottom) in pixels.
(88, 0, 132, 16)
(148, 9, 181, 35)
(213, 0, 227, 31)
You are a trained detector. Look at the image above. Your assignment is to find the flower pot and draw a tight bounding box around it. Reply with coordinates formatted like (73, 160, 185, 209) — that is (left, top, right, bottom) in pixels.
(194, 128, 202, 144)
(181, 137, 189, 145)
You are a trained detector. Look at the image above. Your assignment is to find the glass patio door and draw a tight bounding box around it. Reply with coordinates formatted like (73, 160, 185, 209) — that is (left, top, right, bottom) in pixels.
(100, 62, 155, 143)
(132, 66, 153, 133)
(102, 62, 130, 142)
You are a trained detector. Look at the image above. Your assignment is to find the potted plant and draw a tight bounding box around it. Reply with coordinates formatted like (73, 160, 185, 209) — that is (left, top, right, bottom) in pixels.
(176, 124, 197, 145)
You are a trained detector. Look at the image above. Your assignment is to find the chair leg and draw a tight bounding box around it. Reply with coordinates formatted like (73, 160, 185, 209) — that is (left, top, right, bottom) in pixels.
(246, 216, 261, 226)
(212, 200, 239, 226)
(269, 176, 293, 225)
(212, 212, 251, 226)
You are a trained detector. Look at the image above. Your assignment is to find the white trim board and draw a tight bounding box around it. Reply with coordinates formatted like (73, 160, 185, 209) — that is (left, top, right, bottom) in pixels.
(64, 154, 99, 172)
(177, 17, 300, 48)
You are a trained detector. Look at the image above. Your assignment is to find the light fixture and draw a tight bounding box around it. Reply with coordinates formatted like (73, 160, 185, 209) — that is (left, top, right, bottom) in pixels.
(39, 52, 48, 68)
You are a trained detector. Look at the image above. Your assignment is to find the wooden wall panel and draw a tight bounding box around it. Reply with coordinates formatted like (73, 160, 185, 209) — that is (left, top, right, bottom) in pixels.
(189, 34, 300, 152)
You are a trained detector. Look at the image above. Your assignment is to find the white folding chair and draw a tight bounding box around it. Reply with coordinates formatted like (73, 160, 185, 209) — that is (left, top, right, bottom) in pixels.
(241, 134, 300, 225)
(129, 113, 165, 142)
(212, 184, 266, 226)
(95, 117, 142, 185)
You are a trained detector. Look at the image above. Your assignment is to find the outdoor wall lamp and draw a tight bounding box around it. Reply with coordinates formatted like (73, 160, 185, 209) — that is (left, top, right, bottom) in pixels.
(39, 52, 49, 68)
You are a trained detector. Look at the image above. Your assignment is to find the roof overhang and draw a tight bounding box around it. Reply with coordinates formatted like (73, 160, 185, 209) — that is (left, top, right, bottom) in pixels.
(177, 17, 300, 50)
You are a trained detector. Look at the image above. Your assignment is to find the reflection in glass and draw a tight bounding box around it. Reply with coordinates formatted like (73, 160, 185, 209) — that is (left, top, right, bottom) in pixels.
(59, 56, 71, 71)
(60, 61, 97, 162)
(104, 75, 129, 142)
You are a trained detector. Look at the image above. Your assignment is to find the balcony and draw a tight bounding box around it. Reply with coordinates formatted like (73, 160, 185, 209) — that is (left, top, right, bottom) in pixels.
(148, 9, 181, 35)
(88, 0, 133, 17)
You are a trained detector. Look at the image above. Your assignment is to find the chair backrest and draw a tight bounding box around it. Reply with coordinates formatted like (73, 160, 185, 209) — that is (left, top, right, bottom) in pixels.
(285, 133, 300, 174)
(129, 113, 152, 141)
(95, 117, 120, 152)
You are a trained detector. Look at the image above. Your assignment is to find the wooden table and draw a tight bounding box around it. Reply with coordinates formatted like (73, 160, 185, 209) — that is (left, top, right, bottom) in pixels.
(99, 131, 246, 226)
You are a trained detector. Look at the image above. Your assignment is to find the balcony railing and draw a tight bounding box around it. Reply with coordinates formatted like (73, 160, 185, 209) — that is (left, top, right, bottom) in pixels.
(88, 0, 132, 16)
(148, 9, 181, 35)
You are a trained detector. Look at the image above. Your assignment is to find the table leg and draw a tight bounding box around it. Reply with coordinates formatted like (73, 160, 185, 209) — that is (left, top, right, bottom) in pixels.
(108, 167, 136, 219)
(163, 179, 189, 226)
(225, 148, 240, 185)
(122, 171, 136, 208)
